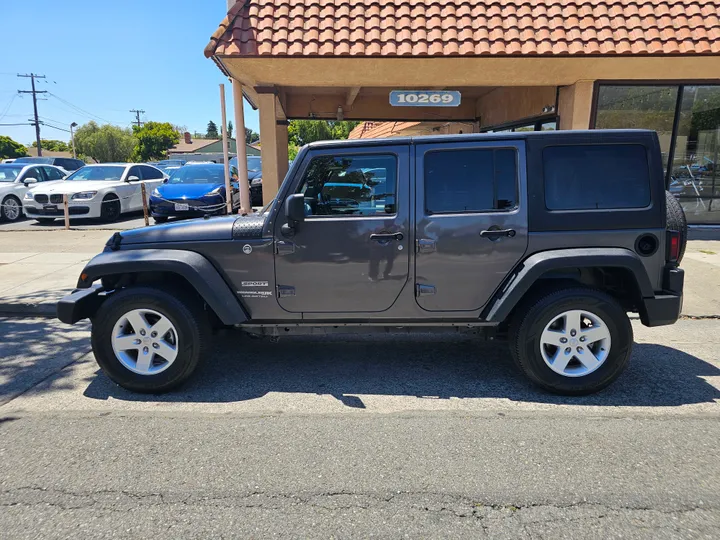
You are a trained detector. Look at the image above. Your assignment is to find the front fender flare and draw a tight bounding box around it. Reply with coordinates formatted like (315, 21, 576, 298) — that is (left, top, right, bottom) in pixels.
(483, 248, 655, 323)
(77, 249, 248, 325)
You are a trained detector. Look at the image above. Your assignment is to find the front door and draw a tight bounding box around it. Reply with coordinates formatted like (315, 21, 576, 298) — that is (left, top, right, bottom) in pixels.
(274, 146, 410, 313)
(415, 140, 528, 312)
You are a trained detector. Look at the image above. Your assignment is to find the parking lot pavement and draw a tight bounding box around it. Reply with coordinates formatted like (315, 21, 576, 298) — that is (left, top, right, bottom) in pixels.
(0, 211, 148, 231)
(0, 318, 718, 537)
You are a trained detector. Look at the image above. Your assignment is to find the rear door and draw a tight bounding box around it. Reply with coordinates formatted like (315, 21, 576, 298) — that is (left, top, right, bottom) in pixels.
(415, 140, 528, 312)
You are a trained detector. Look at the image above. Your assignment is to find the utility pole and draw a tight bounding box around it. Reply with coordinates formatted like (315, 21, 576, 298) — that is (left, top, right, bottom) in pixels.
(70, 122, 78, 158)
(18, 73, 47, 156)
(130, 109, 145, 128)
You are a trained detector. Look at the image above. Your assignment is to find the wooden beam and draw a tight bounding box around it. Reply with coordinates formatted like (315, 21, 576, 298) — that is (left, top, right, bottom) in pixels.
(286, 92, 478, 121)
(346, 87, 361, 108)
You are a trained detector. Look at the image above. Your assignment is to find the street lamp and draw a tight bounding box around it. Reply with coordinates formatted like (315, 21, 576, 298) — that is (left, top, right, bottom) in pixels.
(70, 122, 78, 158)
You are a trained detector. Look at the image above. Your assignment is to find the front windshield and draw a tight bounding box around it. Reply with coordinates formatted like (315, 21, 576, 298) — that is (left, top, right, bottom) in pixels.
(168, 165, 231, 185)
(66, 166, 125, 181)
(0, 165, 23, 182)
(247, 156, 262, 171)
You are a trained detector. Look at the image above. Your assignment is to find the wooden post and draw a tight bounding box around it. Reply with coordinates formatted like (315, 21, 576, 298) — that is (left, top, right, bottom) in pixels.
(62, 194, 70, 230)
(232, 79, 251, 215)
(141, 182, 149, 226)
(219, 84, 233, 215)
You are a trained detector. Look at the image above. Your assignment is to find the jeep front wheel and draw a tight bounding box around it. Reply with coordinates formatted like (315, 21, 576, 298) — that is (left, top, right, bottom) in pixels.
(509, 288, 633, 395)
(91, 286, 210, 393)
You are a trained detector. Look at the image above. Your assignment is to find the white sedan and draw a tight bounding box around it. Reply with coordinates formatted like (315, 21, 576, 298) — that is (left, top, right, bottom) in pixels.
(23, 163, 168, 223)
(0, 163, 67, 222)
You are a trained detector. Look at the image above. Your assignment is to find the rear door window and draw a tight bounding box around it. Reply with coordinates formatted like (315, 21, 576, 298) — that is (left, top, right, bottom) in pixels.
(42, 166, 65, 181)
(424, 148, 518, 214)
(140, 165, 164, 180)
(543, 144, 651, 210)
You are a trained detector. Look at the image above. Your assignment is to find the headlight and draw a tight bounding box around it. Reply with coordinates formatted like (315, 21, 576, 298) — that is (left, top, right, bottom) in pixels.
(151, 188, 161, 197)
(71, 191, 97, 200)
(208, 187, 223, 195)
(24, 192, 34, 200)
(251, 177, 262, 187)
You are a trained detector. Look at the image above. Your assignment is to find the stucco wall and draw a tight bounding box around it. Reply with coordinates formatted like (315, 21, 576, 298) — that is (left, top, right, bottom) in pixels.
(476, 87, 557, 128)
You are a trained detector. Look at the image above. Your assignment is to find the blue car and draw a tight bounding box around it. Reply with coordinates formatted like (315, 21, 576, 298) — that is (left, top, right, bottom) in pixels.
(149, 163, 239, 223)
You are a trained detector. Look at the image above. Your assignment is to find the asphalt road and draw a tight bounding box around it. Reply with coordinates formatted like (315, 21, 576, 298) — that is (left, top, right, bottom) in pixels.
(1, 318, 719, 538)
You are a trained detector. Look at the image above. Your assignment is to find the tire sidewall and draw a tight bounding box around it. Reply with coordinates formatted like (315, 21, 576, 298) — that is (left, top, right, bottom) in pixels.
(516, 290, 633, 394)
(91, 288, 203, 392)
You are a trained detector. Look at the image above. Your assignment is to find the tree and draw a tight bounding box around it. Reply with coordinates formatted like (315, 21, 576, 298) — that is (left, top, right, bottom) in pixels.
(31, 139, 70, 152)
(288, 120, 360, 146)
(132, 121, 180, 162)
(206, 121, 219, 138)
(227, 121, 233, 139)
(74, 121, 137, 163)
(0, 136, 28, 159)
(245, 127, 259, 144)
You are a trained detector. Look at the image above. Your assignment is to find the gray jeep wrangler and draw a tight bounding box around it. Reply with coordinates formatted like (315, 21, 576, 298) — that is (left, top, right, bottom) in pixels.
(58, 130, 686, 395)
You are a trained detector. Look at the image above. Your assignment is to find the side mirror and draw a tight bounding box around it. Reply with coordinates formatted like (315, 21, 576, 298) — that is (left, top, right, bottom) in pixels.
(127, 175, 140, 182)
(23, 177, 38, 186)
(162, 178, 168, 183)
(285, 193, 306, 224)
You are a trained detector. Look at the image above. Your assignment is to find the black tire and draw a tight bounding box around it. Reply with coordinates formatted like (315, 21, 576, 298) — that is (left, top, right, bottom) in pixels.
(91, 286, 211, 393)
(153, 216, 168, 224)
(35, 218, 56, 224)
(0, 195, 22, 222)
(509, 287, 633, 395)
(100, 194, 121, 222)
(665, 190, 687, 264)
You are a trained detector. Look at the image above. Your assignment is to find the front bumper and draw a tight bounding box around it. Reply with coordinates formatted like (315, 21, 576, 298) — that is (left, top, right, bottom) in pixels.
(639, 267, 684, 327)
(23, 200, 100, 218)
(149, 195, 226, 217)
(57, 284, 105, 324)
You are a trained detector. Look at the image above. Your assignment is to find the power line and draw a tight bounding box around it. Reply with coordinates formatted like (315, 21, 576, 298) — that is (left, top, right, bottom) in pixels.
(130, 109, 145, 128)
(0, 94, 19, 121)
(18, 73, 47, 155)
(47, 92, 115, 124)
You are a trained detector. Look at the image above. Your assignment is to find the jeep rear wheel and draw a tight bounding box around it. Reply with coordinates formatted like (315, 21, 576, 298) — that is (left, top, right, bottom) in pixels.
(91, 286, 210, 393)
(509, 288, 633, 395)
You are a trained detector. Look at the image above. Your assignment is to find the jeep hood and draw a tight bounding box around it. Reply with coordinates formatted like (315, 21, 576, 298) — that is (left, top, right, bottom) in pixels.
(113, 214, 266, 247)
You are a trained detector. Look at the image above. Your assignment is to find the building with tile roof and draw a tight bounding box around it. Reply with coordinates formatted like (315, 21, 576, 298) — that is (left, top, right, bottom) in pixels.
(208, 0, 720, 223)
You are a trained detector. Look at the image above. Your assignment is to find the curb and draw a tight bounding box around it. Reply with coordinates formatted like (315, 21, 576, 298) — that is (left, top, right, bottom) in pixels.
(0, 302, 57, 318)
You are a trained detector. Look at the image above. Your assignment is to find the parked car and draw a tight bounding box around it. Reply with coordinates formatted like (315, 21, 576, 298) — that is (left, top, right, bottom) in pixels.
(14, 156, 85, 172)
(0, 163, 67, 222)
(149, 162, 240, 223)
(230, 155, 263, 206)
(23, 163, 167, 223)
(59, 130, 686, 396)
(154, 159, 187, 175)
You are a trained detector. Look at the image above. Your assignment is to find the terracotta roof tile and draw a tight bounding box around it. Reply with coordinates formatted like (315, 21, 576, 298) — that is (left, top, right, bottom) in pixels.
(205, 0, 720, 59)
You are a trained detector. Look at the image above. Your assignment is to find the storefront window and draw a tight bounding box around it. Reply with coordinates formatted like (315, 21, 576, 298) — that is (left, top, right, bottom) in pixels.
(595, 85, 678, 171)
(669, 86, 720, 224)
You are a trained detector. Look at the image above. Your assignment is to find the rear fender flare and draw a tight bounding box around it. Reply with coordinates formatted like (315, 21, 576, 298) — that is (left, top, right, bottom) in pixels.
(483, 248, 654, 322)
(77, 249, 248, 324)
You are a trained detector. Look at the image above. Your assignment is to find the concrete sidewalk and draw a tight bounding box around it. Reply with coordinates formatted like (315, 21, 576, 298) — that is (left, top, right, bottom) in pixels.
(0, 229, 718, 318)
(0, 231, 111, 316)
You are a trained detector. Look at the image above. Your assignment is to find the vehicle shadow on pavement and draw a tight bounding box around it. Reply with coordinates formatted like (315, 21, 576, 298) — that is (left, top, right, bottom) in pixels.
(82, 332, 720, 407)
(0, 317, 90, 407)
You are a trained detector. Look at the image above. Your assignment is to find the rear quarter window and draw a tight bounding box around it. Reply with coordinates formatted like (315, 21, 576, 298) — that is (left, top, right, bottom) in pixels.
(543, 144, 651, 210)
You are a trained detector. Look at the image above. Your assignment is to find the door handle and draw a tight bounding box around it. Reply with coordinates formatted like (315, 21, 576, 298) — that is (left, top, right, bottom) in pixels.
(370, 232, 404, 242)
(480, 229, 516, 239)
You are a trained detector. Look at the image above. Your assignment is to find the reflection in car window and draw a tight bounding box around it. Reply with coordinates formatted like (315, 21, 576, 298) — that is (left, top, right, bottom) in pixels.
(424, 148, 518, 214)
(66, 166, 125, 181)
(296, 154, 397, 217)
(42, 166, 65, 181)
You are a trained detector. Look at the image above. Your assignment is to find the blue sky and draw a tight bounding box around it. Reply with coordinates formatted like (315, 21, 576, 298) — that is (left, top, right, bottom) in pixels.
(0, 0, 259, 146)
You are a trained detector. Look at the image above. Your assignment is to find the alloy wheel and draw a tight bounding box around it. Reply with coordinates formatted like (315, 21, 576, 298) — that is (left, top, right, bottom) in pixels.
(111, 308, 179, 375)
(539, 309, 612, 377)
